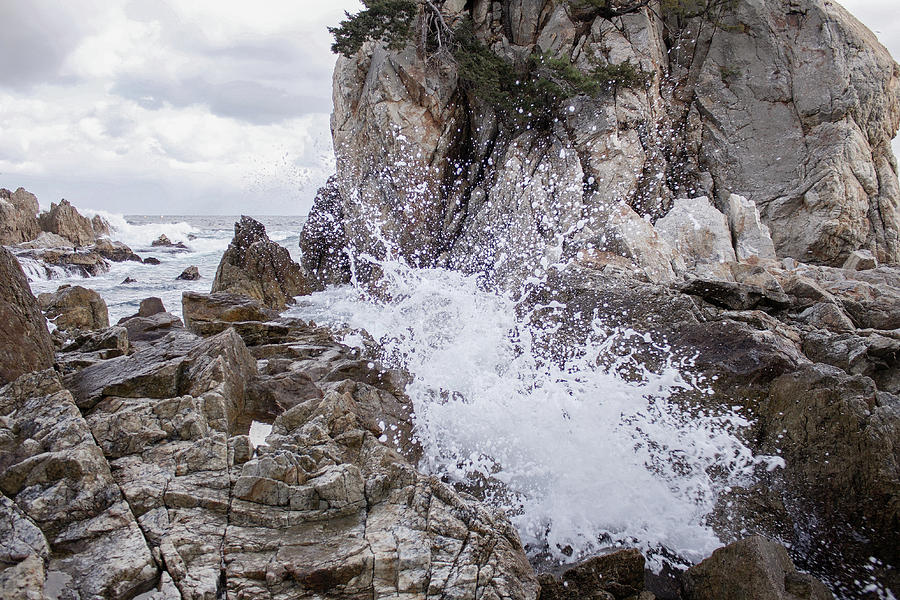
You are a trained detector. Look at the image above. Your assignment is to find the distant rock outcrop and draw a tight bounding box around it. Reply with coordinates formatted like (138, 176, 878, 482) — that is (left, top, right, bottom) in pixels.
(213, 215, 312, 309)
(0, 247, 54, 384)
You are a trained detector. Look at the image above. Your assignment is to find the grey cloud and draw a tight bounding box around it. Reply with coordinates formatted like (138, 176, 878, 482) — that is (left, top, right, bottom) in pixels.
(112, 76, 331, 123)
(0, 2, 91, 88)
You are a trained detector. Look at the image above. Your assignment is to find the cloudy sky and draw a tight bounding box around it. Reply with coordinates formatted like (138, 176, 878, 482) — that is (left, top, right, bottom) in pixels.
(0, 0, 897, 215)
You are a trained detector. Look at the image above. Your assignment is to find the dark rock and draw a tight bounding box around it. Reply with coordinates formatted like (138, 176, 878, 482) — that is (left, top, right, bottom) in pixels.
(682, 536, 833, 600)
(176, 265, 200, 280)
(92, 238, 142, 262)
(757, 365, 899, 576)
(212, 215, 314, 309)
(299, 176, 352, 288)
(150, 234, 188, 249)
(0, 247, 54, 384)
(37, 285, 109, 331)
(182, 291, 278, 336)
(119, 312, 185, 345)
(538, 548, 646, 600)
(681, 279, 792, 311)
(61, 326, 129, 356)
(38, 199, 96, 246)
(143, 256, 161, 265)
(138, 297, 165, 317)
(121, 277, 137, 284)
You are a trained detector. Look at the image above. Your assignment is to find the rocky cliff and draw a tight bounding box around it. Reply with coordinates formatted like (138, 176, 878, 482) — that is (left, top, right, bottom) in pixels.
(302, 0, 900, 287)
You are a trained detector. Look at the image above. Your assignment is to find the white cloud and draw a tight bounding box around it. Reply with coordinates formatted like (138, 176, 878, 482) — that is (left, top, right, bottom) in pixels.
(0, 0, 896, 215)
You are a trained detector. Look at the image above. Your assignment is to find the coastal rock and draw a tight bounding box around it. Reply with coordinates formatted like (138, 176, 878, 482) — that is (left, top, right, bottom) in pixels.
(0, 188, 41, 245)
(119, 312, 185, 345)
(728, 194, 777, 261)
(299, 176, 351, 287)
(0, 247, 54, 385)
(91, 214, 111, 238)
(38, 199, 96, 247)
(3, 301, 540, 598)
(182, 291, 278, 336)
(682, 536, 833, 600)
(151, 234, 188, 250)
(538, 549, 646, 600)
(38, 285, 109, 331)
(307, 0, 900, 286)
(176, 265, 200, 280)
(0, 370, 157, 598)
(16, 232, 74, 250)
(15, 247, 110, 278)
(567, 200, 684, 285)
(93, 238, 142, 262)
(842, 249, 878, 271)
(212, 215, 312, 309)
(144, 257, 162, 265)
(655, 197, 737, 280)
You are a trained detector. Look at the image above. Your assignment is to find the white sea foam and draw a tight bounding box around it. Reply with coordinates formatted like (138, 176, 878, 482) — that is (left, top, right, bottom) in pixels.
(289, 258, 764, 570)
(85, 210, 200, 249)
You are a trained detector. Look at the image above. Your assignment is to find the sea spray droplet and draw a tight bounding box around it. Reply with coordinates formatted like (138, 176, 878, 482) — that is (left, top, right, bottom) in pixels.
(286, 258, 760, 570)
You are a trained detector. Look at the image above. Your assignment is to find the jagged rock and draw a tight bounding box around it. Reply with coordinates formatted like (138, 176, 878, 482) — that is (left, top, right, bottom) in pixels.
(299, 176, 352, 287)
(0, 247, 54, 385)
(138, 297, 166, 317)
(91, 214, 111, 238)
(310, 0, 900, 287)
(182, 291, 279, 336)
(795, 302, 856, 333)
(151, 234, 188, 249)
(143, 257, 162, 265)
(38, 284, 109, 331)
(212, 216, 313, 309)
(681, 279, 791, 312)
(121, 277, 137, 284)
(682, 536, 833, 600)
(38, 199, 96, 247)
(0, 370, 157, 597)
(655, 197, 737, 280)
(801, 331, 900, 394)
(15, 231, 73, 250)
(538, 549, 647, 600)
(93, 238, 142, 262)
(176, 265, 200, 280)
(567, 200, 684, 285)
(0, 188, 40, 245)
(119, 312, 185, 345)
(842, 249, 878, 271)
(728, 193, 777, 261)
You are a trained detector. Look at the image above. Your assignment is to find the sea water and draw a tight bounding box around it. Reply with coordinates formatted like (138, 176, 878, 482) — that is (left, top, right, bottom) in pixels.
(22, 212, 766, 571)
(24, 213, 304, 323)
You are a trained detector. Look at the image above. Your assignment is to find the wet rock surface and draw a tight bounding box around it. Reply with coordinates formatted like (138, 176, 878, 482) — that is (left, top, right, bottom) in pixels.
(38, 285, 110, 332)
(0, 298, 541, 599)
(38, 199, 96, 248)
(213, 215, 313, 309)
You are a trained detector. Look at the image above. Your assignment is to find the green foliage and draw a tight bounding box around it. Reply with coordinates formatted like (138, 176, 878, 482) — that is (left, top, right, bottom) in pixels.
(329, 6, 650, 128)
(329, 0, 418, 58)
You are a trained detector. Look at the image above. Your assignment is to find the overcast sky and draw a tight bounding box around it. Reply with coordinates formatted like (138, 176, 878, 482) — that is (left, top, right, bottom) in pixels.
(0, 0, 897, 215)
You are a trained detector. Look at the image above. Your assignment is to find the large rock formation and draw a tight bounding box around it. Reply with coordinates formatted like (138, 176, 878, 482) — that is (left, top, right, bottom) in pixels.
(37, 285, 110, 332)
(303, 0, 900, 288)
(0, 247, 54, 385)
(1, 298, 541, 599)
(38, 199, 96, 247)
(0, 188, 40, 245)
(213, 216, 312, 309)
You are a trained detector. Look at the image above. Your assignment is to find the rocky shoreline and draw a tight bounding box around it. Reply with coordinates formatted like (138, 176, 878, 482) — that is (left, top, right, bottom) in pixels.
(0, 212, 896, 598)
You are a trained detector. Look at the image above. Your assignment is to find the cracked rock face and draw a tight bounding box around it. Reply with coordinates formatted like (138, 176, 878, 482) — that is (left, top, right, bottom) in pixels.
(305, 0, 899, 288)
(213, 216, 314, 310)
(0, 301, 540, 599)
